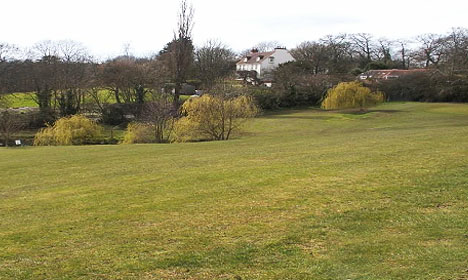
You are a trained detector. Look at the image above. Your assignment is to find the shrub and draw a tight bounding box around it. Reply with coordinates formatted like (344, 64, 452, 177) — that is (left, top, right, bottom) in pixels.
(34, 115, 104, 146)
(121, 123, 156, 144)
(270, 62, 355, 109)
(101, 103, 126, 125)
(375, 74, 468, 103)
(246, 87, 281, 110)
(139, 100, 177, 143)
(101, 103, 141, 125)
(374, 73, 437, 102)
(174, 94, 258, 142)
(321, 82, 385, 110)
(0, 111, 25, 147)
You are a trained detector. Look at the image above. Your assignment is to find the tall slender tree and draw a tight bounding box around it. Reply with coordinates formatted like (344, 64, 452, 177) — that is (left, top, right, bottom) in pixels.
(164, 0, 195, 105)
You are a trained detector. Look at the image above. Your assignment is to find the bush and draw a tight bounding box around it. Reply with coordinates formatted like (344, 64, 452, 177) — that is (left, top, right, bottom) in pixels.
(34, 115, 104, 146)
(101, 103, 141, 125)
(440, 77, 468, 102)
(321, 82, 385, 110)
(174, 94, 258, 142)
(0, 111, 25, 147)
(375, 74, 468, 102)
(121, 122, 156, 144)
(139, 100, 177, 143)
(270, 62, 354, 109)
(101, 103, 126, 125)
(247, 87, 281, 110)
(374, 73, 437, 102)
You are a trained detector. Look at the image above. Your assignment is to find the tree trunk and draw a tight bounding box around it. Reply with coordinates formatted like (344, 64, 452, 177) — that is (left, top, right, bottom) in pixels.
(114, 88, 121, 104)
(174, 83, 181, 106)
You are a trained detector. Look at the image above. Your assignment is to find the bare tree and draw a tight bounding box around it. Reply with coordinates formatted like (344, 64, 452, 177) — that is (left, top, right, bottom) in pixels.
(292, 41, 330, 74)
(319, 34, 354, 73)
(416, 34, 445, 67)
(376, 38, 394, 65)
(28, 42, 61, 123)
(140, 97, 178, 143)
(54, 40, 90, 116)
(0, 111, 24, 147)
(32, 40, 59, 59)
(195, 40, 236, 89)
(254, 41, 281, 52)
(395, 39, 413, 69)
(443, 27, 468, 75)
(240, 41, 282, 56)
(100, 57, 155, 105)
(350, 33, 377, 67)
(0, 43, 18, 62)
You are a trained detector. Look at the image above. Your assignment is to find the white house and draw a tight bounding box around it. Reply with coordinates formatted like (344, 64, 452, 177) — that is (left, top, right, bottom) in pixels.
(236, 47, 295, 85)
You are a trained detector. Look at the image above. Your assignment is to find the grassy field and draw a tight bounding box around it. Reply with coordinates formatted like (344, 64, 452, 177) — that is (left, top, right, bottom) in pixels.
(1, 102, 468, 279)
(2, 92, 37, 108)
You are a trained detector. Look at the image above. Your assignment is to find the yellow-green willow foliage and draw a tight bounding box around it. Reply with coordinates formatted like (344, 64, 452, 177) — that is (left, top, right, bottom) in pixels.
(321, 82, 385, 110)
(121, 122, 155, 144)
(173, 95, 259, 142)
(34, 115, 103, 146)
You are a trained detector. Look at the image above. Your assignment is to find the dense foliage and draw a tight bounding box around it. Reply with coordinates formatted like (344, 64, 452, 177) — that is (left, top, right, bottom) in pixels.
(321, 82, 385, 110)
(121, 123, 156, 144)
(374, 74, 468, 102)
(34, 115, 104, 146)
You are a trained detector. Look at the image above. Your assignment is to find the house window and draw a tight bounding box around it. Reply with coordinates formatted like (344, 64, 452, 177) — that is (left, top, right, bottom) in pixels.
(244, 58, 248, 62)
(269, 57, 274, 63)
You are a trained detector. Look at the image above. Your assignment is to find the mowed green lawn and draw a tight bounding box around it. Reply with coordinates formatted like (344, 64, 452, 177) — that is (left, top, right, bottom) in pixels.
(1, 102, 468, 279)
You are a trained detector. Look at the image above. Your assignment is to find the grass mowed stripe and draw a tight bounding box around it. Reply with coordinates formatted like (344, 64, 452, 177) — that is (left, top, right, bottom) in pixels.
(1, 102, 468, 279)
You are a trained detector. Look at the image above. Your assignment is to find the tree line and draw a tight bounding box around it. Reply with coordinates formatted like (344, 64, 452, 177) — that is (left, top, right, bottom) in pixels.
(1, 0, 468, 129)
(0, 39, 237, 123)
(288, 28, 468, 75)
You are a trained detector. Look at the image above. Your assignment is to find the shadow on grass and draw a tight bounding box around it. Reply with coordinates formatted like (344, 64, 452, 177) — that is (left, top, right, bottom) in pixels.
(260, 107, 404, 121)
(266, 115, 331, 121)
(260, 106, 331, 121)
(339, 109, 403, 115)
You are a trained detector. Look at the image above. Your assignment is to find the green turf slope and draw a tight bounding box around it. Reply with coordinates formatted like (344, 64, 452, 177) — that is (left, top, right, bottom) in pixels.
(1, 102, 467, 279)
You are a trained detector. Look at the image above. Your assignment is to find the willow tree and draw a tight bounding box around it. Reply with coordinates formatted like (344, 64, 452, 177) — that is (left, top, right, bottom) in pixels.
(175, 94, 258, 141)
(321, 81, 384, 111)
(34, 115, 103, 146)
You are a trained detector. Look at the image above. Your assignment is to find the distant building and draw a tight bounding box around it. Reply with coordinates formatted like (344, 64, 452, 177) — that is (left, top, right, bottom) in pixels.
(358, 69, 443, 81)
(236, 47, 295, 86)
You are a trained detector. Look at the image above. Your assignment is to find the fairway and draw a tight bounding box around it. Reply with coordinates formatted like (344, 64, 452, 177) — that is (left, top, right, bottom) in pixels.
(1, 102, 468, 279)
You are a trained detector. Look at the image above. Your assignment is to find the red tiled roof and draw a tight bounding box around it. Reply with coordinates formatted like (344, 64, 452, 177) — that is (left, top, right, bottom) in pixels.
(237, 51, 275, 65)
(360, 69, 441, 79)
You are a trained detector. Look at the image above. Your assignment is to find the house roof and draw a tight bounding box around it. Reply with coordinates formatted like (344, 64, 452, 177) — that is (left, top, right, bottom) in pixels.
(237, 51, 275, 65)
(360, 69, 442, 79)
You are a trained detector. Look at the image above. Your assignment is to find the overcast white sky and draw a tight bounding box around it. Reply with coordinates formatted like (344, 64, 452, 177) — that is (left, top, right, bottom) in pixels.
(2, 0, 468, 59)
